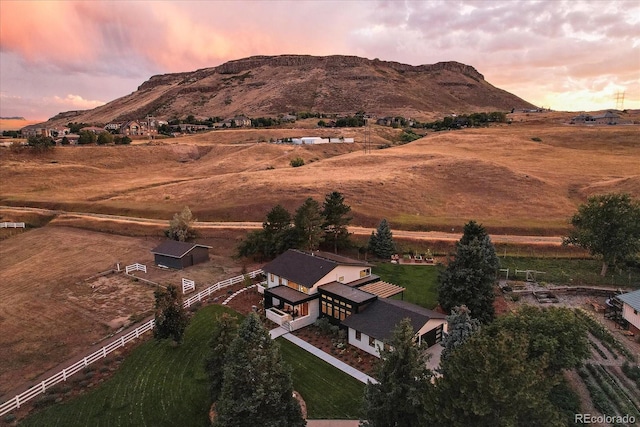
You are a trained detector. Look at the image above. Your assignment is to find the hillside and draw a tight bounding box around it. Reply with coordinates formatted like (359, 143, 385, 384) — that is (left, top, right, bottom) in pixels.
(44, 55, 536, 125)
(1, 119, 638, 234)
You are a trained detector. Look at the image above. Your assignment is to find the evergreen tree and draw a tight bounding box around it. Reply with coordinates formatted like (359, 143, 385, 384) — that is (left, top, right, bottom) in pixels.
(294, 197, 325, 251)
(322, 191, 352, 253)
(370, 219, 395, 259)
(213, 313, 305, 427)
(153, 285, 189, 344)
(263, 204, 297, 257)
(204, 313, 240, 403)
(165, 206, 196, 242)
(361, 319, 435, 427)
(440, 305, 481, 361)
(438, 220, 499, 323)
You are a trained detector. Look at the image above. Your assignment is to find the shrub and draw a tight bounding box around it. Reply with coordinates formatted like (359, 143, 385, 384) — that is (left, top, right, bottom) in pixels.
(531, 137, 542, 142)
(290, 157, 305, 167)
(621, 362, 640, 388)
(4, 414, 16, 423)
(33, 394, 57, 408)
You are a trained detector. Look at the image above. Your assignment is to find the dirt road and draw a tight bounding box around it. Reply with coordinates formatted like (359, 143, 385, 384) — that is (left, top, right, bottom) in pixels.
(0, 205, 564, 245)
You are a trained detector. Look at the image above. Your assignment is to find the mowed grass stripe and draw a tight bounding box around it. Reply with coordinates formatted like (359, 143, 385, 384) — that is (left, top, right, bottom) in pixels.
(277, 338, 366, 420)
(21, 306, 240, 427)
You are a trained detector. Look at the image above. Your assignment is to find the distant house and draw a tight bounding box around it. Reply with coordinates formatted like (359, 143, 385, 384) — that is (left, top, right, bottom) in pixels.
(616, 289, 640, 335)
(592, 111, 620, 125)
(120, 120, 143, 136)
(261, 249, 446, 357)
(80, 126, 105, 134)
(151, 241, 211, 269)
(105, 122, 122, 132)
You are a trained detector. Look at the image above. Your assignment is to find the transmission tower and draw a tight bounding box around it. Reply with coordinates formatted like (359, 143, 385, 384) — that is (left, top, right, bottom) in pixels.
(615, 91, 625, 110)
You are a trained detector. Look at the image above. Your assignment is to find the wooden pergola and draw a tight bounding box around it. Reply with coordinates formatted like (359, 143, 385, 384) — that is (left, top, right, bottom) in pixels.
(359, 281, 406, 299)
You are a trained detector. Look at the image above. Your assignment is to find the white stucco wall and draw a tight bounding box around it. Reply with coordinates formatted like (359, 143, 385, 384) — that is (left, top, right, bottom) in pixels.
(348, 328, 383, 358)
(313, 265, 371, 289)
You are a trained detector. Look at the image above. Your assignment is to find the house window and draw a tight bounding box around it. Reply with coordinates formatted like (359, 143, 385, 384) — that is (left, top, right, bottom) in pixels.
(279, 276, 283, 285)
(269, 274, 274, 282)
(338, 276, 344, 282)
(299, 285, 308, 294)
(321, 301, 327, 314)
(355, 331, 361, 341)
(360, 268, 371, 278)
(635, 309, 638, 315)
(368, 336, 375, 347)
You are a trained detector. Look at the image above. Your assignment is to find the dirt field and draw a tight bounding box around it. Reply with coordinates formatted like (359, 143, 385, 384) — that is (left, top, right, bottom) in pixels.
(0, 225, 246, 398)
(1, 119, 638, 232)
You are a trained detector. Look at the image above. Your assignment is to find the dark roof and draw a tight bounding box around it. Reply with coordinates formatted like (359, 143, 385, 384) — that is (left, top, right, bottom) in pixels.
(310, 251, 372, 267)
(265, 286, 317, 305)
(319, 282, 377, 304)
(261, 250, 336, 288)
(617, 289, 640, 311)
(343, 274, 380, 288)
(151, 241, 211, 258)
(341, 299, 445, 342)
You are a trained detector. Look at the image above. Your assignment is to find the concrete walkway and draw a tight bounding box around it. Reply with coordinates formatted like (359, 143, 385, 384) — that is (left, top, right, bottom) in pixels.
(271, 328, 378, 384)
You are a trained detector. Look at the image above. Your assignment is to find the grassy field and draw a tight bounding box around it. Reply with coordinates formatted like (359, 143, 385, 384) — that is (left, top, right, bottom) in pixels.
(277, 339, 366, 419)
(498, 257, 640, 288)
(372, 263, 440, 309)
(20, 305, 241, 427)
(1, 122, 638, 232)
(20, 305, 367, 425)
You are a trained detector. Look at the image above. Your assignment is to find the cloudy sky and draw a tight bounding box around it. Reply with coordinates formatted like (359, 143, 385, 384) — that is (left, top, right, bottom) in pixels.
(1, 0, 638, 120)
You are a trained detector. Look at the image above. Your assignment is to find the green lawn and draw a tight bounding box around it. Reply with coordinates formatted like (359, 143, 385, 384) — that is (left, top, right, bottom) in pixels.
(277, 339, 365, 419)
(372, 263, 440, 309)
(20, 305, 367, 426)
(498, 257, 640, 288)
(21, 305, 242, 427)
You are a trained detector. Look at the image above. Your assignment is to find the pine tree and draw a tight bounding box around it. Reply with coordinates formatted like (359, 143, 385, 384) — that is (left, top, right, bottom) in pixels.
(153, 285, 189, 344)
(361, 319, 435, 427)
(438, 220, 499, 323)
(370, 219, 395, 259)
(213, 313, 305, 427)
(440, 305, 481, 361)
(321, 191, 352, 253)
(294, 197, 324, 251)
(204, 313, 239, 403)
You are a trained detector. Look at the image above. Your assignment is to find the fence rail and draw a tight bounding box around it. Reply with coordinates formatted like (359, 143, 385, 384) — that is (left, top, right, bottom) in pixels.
(0, 269, 263, 417)
(125, 263, 147, 274)
(0, 222, 25, 228)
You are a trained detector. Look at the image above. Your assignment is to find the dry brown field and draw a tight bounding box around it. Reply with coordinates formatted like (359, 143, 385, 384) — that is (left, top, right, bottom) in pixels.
(1, 118, 638, 233)
(0, 225, 247, 397)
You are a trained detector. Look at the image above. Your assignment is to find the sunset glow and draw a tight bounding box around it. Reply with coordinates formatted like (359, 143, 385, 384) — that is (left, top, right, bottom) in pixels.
(1, 0, 638, 120)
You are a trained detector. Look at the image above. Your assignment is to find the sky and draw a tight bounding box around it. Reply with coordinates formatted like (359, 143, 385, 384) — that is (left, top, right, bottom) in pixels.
(1, 0, 639, 121)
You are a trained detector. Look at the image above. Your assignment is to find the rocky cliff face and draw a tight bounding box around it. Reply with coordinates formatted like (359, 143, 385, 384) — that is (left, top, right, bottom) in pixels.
(46, 54, 534, 125)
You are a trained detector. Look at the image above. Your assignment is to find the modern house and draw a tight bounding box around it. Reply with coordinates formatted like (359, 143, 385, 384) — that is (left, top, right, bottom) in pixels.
(616, 289, 640, 334)
(151, 241, 211, 269)
(261, 249, 447, 357)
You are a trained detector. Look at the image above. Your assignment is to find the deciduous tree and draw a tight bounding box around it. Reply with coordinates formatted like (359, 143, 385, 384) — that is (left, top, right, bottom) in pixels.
(165, 206, 196, 242)
(564, 193, 640, 276)
(361, 318, 435, 427)
(153, 285, 189, 344)
(213, 313, 305, 427)
(322, 191, 352, 253)
(435, 330, 564, 427)
(438, 221, 499, 323)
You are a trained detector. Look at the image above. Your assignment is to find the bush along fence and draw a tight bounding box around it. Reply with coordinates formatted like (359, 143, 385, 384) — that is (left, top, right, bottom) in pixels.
(0, 269, 264, 417)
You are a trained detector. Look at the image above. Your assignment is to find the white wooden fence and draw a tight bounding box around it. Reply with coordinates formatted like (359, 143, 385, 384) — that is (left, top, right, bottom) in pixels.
(125, 263, 147, 274)
(0, 269, 263, 417)
(0, 222, 25, 228)
(182, 278, 195, 294)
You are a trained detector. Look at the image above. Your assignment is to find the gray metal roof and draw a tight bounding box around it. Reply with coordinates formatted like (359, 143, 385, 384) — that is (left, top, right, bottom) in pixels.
(617, 289, 640, 311)
(151, 240, 211, 258)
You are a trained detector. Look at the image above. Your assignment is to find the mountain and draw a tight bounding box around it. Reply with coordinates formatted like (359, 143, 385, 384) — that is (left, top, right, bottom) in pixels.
(46, 55, 536, 125)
